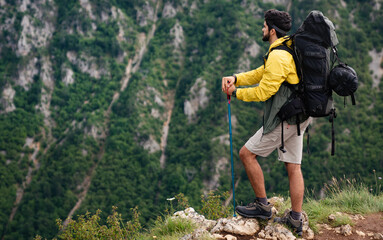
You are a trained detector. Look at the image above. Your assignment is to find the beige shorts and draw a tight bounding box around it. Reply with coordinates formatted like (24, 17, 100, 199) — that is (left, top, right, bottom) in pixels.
(244, 118, 312, 164)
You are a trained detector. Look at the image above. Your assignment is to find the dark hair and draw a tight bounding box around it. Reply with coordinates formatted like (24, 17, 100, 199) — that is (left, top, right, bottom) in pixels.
(264, 9, 292, 38)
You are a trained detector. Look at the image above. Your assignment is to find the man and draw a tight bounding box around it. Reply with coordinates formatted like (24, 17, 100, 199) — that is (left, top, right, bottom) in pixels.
(221, 9, 311, 236)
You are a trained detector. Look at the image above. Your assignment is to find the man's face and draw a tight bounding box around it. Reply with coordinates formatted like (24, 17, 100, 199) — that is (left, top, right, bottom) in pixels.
(262, 21, 270, 42)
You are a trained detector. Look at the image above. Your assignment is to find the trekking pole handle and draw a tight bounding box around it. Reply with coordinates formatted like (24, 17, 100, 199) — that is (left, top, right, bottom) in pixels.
(227, 80, 231, 101)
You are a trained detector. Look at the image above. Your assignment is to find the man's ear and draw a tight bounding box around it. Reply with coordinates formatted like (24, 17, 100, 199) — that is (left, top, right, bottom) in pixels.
(270, 28, 276, 36)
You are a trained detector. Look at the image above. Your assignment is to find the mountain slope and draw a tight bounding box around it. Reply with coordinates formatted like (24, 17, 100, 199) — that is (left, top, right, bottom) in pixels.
(0, 0, 382, 239)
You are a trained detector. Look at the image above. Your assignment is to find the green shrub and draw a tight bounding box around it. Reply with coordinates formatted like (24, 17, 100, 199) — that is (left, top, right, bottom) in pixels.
(200, 191, 232, 220)
(36, 206, 142, 240)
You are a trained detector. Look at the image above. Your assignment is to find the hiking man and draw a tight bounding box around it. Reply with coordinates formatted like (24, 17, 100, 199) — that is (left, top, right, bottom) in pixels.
(222, 9, 311, 235)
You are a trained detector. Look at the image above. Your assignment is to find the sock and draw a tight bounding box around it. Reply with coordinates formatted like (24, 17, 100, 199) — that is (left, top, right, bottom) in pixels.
(291, 210, 302, 221)
(256, 197, 268, 205)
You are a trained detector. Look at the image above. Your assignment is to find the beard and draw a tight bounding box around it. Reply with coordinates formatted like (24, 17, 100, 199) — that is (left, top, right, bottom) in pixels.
(262, 31, 270, 42)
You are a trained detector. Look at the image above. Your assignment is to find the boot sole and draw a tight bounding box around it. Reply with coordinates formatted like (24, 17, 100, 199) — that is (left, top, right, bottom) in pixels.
(235, 210, 272, 220)
(274, 218, 303, 236)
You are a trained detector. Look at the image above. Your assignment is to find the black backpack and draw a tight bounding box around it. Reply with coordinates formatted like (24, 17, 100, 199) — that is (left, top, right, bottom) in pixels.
(274, 10, 358, 156)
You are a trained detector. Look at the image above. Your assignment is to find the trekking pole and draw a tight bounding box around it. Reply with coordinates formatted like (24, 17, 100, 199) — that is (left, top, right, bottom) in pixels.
(227, 90, 236, 217)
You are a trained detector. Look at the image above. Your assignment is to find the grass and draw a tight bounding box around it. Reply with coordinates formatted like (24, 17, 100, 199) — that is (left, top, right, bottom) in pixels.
(303, 177, 383, 232)
(140, 216, 198, 240)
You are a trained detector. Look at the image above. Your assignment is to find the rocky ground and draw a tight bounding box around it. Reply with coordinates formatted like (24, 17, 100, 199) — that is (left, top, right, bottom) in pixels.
(174, 200, 383, 240)
(314, 212, 383, 240)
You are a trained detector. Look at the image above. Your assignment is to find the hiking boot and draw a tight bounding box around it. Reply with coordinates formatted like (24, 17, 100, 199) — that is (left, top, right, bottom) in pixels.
(274, 211, 303, 236)
(235, 200, 273, 219)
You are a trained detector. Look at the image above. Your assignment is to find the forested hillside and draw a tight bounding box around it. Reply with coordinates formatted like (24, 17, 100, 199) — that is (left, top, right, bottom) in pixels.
(0, 0, 382, 239)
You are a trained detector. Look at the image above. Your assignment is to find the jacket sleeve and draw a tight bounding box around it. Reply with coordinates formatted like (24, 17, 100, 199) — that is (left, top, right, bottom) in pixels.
(236, 50, 293, 102)
(235, 66, 264, 86)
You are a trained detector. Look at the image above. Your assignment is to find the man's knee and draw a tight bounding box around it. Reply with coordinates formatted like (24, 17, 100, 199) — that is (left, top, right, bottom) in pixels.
(284, 162, 301, 171)
(284, 162, 302, 177)
(239, 146, 256, 164)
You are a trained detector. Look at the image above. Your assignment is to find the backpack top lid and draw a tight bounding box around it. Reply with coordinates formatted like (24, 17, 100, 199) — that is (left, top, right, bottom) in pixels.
(298, 10, 339, 48)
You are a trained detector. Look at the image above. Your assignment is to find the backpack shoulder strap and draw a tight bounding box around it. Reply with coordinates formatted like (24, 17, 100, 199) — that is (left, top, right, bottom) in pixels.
(269, 39, 302, 80)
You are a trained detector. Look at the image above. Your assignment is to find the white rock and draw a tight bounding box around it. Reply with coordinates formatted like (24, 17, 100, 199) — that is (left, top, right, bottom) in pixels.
(328, 214, 336, 221)
(40, 56, 54, 90)
(337, 224, 352, 236)
(189, 1, 198, 16)
(16, 57, 39, 90)
(79, 0, 96, 20)
(224, 234, 237, 240)
(136, 1, 155, 27)
(151, 108, 160, 118)
(85, 124, 106, 140)
(211, 134, 230, 146)
(212, 233, 225, 239)
(374, 233, 383, 239)
(170, 21, 185, 52)
(162, 2, 177, 18)
(211, 216, 260, 235)
(1, 85, 16, 113)
(352, 214, 365, 221)
(16, 14, 55, 56)
(62, 67, 75, 85)
(154, 95, 165, 107)
(19, 0, 30, 12)
(237, 56, 251, 72)
(306, 228, 315, 240)
(174, 207, 217, 231)
(191, 228, 212, 239)
(207, 28, 215, 37)
(36, 56, 55, 129)
(264, 223, 296, 240)
(66, 51, 108, 79)
(258, 230, 266, 238)
(356, 230, 366, 237)
(203, 157, 229, 194)
(184, 77, 209, 122)
(142, 135, 160, 153)
(369, 49, 383, 89)
(245, 41, 260, 57)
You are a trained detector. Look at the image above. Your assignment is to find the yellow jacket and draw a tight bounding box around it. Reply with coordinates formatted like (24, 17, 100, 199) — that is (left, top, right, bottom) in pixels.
(235, 37, 299, 102)
(234, 37, 306, 134)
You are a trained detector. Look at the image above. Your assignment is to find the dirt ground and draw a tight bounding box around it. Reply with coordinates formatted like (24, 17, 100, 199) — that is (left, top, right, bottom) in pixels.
(312, 212, 383, 240)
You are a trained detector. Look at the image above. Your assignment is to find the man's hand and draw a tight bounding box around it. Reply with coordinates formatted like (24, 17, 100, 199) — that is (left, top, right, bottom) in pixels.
(227, 84, 236, 96)
(222, 76, 235, 93)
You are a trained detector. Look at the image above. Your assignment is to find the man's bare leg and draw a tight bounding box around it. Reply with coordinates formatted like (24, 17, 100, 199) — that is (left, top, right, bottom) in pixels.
(236, 146, 272, 219)
(239, 146, 266, 198)
(285, 162, 304, 213)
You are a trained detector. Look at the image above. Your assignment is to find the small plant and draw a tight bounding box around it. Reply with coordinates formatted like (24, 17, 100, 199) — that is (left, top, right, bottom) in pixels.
(166, 197, 176, 215)
(150, 215, 196, 238)
(175, 193, 190, 210)
(330, 214, 354, 227)
(373, 169, 382, 196)
(200, 191, 232, 220)
(125, 206, 142, 239)
(164, 193, 190, 215)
